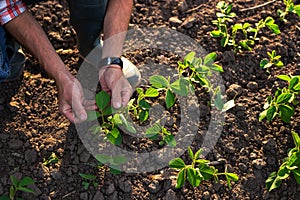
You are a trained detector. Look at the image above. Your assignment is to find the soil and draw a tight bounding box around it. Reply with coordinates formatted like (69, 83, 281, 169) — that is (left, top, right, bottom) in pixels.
(1, 0, 300, 199)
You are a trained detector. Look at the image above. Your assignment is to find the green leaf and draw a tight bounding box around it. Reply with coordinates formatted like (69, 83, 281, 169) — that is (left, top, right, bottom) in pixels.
(277, 75, 291, 82)
(111, 155, 127, 165)
(187, 167, 201, 187)
(169, 158, 186, 169)
(96, 91, 110, 111)
(19, 177, 34, 187)
(10, 175, 19, 187)
(107, 129, 122, 145)
(139, 100, 150, 109)
(289, 77, 299, 90)
(276, 93, 293, 104)
(266, 105, 277, 121)
(86, 111, 100, 121)
(226, 173, 239, 182)
(267, 24, 281, 34)
(103, 106, 112, 116)
(176, 169, 186, 188)
(232, 23, 243, 30)
(259, 109, 268, 121)
(292, 169, 300, 185)
(194, 148, 203, 160)
(198, 164, 215, 180)
(188, 147, 194, 160)
(113, 114, 123, 125)
(294, 5, 300, 17)
(79, 173, 96, 180)
(170, 78, 189, 96)
(214, 90, 224, 110)
(139, 110, 149, 122)
(166, 89, 175, 109)
(9, 186, 15, 200)
(221, 34, 229, 47)
(82, 181, 90, 190)
(145, 87, 159, 97)
(260, 59, 269, 68)
(109, 165, 122, 174)
(209, 63, 223, 73)
(291, 131, 300, 150)
(204, 52, 217, 66)
(145, 123, 161, 138)
(293, 83, 300, 91)
(95, 154, 111, 164)
(164, 135, 176, 147)
(279, 104, 294, 123)
(274, 60, 284, 68)
(149, 75, 169, 88)
(18, 187, 34, 194)
(184, 52, 196, 64)
(210, 30, 223, 37)
(266, 172, 282, 191)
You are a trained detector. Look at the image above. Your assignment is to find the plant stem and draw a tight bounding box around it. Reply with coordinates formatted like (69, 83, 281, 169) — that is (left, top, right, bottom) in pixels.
(240, 0, 277, 12)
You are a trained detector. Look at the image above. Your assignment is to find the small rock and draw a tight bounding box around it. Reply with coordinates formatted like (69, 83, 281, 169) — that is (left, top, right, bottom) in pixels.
(263, 139, 277, 152)
(148, 180, 161, 194)
(93, 191, 105, 200)
(106, 183, 115, 195)
(119, 180, 132, 193)
(252, 159, 266, 170)
(226, 84, 243, 99)
(238, 163, 248, 172)
(169, 17, 182, 25)
(178, 0, 188, 11)
(25, 149, 37, 164)
(164, 189, 178, 200)
(51, 171, 62, 180)
(8, 139, 23, 149)
(79, 150, 90, 163)
(80, 192, 88, 200)
(247, 81, 258, 91)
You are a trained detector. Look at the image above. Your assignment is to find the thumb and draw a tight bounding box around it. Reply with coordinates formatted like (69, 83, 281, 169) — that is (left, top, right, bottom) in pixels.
(111, 83, 122, 109)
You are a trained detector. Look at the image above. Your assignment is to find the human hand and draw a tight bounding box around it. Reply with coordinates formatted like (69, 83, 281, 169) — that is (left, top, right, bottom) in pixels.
(56, 72, 96, 123)
(99, 65, 133, 109)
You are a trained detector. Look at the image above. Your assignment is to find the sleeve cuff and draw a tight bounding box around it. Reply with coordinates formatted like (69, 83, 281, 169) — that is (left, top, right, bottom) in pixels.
(0, 1, 27, 25)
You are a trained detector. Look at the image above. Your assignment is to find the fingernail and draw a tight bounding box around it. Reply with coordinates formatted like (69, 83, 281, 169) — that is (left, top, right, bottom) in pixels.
(114, 102, 121, 109)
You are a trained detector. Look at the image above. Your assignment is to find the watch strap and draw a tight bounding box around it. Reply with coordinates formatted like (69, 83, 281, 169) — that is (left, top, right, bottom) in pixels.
(98, 57, 123, 69)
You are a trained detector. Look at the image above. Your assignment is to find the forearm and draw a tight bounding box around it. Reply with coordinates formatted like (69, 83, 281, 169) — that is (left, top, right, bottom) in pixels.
(4, 10, 72, 83)
(102, 0, 133, 58)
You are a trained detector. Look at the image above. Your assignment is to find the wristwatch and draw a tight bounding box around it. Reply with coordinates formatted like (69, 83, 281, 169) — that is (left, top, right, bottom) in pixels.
(98, 57, 123, 69)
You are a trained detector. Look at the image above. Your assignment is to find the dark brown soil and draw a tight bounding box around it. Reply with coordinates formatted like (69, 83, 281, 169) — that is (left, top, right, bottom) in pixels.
(1, 0, 300, 199)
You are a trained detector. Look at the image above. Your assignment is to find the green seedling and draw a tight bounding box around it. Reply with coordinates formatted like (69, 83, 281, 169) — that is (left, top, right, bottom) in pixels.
(260, 50, 284, 72)
(149, 75, 190, 109)
(42, 152, 59, 166)
(88, 91, 136, 145)
(169, 147, 238, 189)
(278, 0, 300, 22)
(259, 75, 300, 123)
(95, 154, 127, 174)
(266, 131, 300, 191)
(145, 122, 176, 147)
(9, 175, 34, 200)
(250, 16, 281, 41)
(79, 173, 98, 190)
(127, 87, 159, 122)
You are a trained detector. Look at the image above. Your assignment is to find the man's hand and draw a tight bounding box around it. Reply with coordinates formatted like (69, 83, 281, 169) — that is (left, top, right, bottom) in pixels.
(99, 65, 133, 109)
(56, 72, 95, 123)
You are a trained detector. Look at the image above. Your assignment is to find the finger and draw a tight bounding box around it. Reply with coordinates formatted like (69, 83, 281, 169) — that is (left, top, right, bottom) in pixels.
(111, 83, 122, 109)
(121, 86, 133, 107)
(72, 97, 88, 122)
(59, 103, 76, 123)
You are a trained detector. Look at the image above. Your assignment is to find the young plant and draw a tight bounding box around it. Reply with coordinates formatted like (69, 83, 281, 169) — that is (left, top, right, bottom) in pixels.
(250, 17, 281, 41)
(42, 152, 59, 166)
(127, 87, 159, 122)
(145, 122, 176, 147)
(266, 131, 300, 191)
(210, 1, 236, 47)
(278, 0, 300, 22)
(169, 147, 238, 189)
(88, 91, 136, 145)
(9, 175, 35, 200)
(95, 154, 127, 174)
(259, 75, 300, 123)
(79, 173, 98, 190)
(260, 50, 284, 72)
(149, 75, 190, 109)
